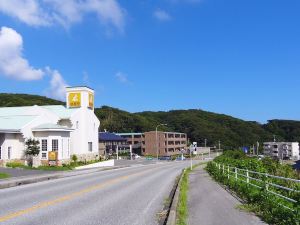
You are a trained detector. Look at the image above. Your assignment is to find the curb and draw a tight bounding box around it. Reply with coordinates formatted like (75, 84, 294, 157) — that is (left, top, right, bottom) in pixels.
(166, 169, 185, 225)
(0, 166, 127, 189)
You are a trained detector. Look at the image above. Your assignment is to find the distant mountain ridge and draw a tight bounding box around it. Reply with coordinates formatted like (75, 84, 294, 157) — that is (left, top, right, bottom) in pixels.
(1, 93, 299, 149)
(0, 93, 64, 107)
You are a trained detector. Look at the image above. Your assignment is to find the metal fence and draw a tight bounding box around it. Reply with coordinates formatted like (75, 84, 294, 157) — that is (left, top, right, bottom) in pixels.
(212, 162, 300, 212)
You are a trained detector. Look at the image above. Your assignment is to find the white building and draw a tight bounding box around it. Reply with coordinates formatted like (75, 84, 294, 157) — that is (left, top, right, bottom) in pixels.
(263, 142, 300, 161)
(0, 86, 100, 166)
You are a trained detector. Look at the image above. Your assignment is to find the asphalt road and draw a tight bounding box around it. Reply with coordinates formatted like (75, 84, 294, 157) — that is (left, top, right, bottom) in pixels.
(188, 166, 266, 225)
(0, 161, 189, 225)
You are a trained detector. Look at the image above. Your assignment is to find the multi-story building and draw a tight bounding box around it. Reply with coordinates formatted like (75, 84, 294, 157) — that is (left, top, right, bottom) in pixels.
(116, 133, 144, 155)
(142, 131, 187, 156)
(117, 131, 187, 156)
(263, 142, 300, 161)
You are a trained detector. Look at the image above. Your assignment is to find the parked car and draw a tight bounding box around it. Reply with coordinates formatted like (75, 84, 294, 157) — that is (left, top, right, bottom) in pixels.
(132, 153, 141, 160)
(158, 156, 171, 161)
(176, 156, 186, 161)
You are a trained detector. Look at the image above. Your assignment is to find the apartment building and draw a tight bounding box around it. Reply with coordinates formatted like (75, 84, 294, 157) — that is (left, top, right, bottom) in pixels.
(117, 131, 187, 156)
(116, 133, 144, 155)
(142, 131, 187, 156)
(263, 142, 300, 161)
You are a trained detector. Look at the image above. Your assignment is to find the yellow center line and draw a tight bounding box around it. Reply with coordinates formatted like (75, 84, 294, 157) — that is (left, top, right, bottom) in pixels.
(0, 170, 148, 223)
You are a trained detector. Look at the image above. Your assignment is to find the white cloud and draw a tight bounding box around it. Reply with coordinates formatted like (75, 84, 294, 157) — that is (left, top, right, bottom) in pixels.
(0, 26, 68, 100)
(115, 71, 129, 84)
(153, 9, 171, 22)
(0, 0, 50, 26)
(45, 67, 68, 101)
(0, 26, 44, 80)
(0, 0, 126, 32)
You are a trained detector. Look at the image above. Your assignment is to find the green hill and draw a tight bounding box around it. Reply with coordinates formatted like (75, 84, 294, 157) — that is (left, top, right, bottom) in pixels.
(1, 93, 299, 149)
(0, 93, 64, 107)
(96, 106, 274, 149)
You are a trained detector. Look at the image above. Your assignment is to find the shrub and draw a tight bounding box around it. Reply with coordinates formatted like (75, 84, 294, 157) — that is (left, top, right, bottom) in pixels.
(207, 152, 300, 225)
(71, 154, 78, 162)
(6, 162, 25, 168)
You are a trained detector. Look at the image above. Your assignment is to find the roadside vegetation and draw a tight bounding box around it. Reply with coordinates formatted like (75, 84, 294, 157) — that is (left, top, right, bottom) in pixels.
(177, 162, 207, 225)
(0, 173, 10, 179)
(206, 150, 300, 225)
(5, 155, 107, 171)
(5, 162, 72, 171)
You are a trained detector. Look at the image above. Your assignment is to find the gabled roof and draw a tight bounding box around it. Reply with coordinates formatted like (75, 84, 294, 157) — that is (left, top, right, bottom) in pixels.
(0, 115, 37, 132)
(0, 106, 36, 117)
(41, 105, 77, 119)
(0, 105, 78, 132)
(99, 132, 127, 142)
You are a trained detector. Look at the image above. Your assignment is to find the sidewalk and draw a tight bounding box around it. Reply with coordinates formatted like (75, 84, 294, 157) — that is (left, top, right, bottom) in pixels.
(188, 166, 266, 225)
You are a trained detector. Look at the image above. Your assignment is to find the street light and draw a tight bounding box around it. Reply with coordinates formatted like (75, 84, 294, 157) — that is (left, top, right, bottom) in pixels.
(156, 124, 167, 160)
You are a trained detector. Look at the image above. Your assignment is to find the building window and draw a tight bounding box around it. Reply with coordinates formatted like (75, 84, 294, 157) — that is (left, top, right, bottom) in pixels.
(41, 139, 48, 159)
(52, 139, 58, 151)
(41, 140, 47, 151)
(8, 147, 11, 160)
(88, 142, 93, 152)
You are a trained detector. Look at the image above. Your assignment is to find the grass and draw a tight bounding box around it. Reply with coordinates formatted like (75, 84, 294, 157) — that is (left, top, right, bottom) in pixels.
(0, 173, 10, 179)
(5, 159, 108, 171)
(5, 162, 73, 171)
(176, 162, 207, 225)
(177, 169, 189, 225)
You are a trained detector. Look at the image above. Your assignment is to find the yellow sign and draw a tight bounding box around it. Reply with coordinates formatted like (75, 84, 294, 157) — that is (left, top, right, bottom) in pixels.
(48, 151, 57, 161)
(68, 92, 81, 108)
(88, 92, 94, 108)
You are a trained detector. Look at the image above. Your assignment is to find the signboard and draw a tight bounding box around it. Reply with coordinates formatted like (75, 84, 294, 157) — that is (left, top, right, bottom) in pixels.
(242, 146, 250, 154)
(48, 151, 57, 161)
(68, 92, 81, 108)
(88, 92, 94, 109)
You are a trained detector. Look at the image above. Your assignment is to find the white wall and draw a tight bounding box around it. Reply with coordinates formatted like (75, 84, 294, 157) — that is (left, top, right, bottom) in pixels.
(0, 133, 25, 160)
(69, 108, 99, 156)
(34, 131, 71, 160)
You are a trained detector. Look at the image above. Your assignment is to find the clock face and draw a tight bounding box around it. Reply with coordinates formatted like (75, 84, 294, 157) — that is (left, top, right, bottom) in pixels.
(68, 92, 81, 108)
(88, 93, 94, 108)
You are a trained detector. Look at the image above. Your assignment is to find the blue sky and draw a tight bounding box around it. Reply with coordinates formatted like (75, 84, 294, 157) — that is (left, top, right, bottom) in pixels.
(0, 0, 299, 123)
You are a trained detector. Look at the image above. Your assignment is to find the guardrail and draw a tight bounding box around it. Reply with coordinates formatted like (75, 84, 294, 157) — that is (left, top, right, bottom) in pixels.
(212, 162, 300, 212)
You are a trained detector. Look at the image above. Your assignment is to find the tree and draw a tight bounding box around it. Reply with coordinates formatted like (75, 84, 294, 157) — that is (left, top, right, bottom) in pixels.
(25, 138, 40, 157)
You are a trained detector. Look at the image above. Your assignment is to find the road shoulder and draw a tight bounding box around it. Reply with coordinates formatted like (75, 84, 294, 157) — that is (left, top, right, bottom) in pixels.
(188, 166, 266, 225)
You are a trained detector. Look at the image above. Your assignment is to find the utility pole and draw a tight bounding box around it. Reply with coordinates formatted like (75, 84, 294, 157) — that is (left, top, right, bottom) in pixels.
(130, 145, 132, 160)
(116, 145, 119, 160)
(190, 144, 193, 170)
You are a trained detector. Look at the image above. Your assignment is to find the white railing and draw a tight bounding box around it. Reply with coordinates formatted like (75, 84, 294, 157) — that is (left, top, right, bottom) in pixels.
(212, 162, 300, 212)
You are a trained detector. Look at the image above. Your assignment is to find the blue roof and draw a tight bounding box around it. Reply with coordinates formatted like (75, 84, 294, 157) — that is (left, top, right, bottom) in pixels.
(99, 132, 127, 142)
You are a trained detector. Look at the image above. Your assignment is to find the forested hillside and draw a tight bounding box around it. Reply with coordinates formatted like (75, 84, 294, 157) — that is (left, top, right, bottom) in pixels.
(0, 93, 64, 106)
(1, 93, 299, 149)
